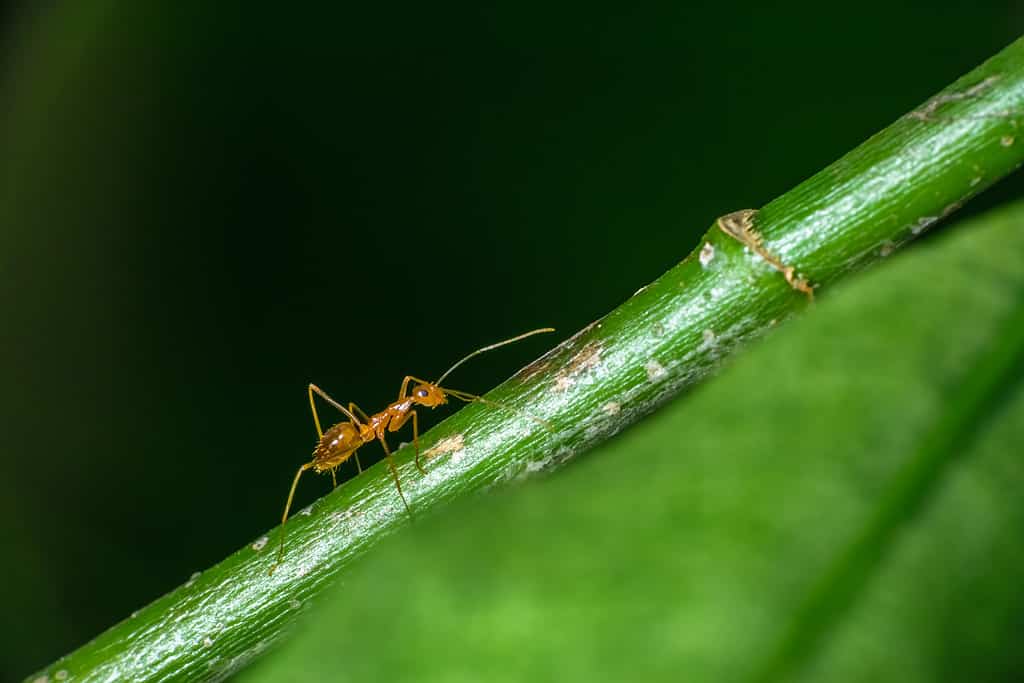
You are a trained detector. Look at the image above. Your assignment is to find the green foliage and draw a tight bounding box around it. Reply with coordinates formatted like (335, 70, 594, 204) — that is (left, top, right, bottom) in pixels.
(242, 201, 1024, 682)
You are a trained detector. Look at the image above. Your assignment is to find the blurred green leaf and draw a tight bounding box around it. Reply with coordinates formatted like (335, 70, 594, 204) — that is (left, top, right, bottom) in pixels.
(242, 199, 1024, 682)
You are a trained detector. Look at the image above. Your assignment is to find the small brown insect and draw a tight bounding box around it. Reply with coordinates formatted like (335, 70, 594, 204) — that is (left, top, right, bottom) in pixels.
(717, 209, 816, 300)
(269, 328, 555, 574)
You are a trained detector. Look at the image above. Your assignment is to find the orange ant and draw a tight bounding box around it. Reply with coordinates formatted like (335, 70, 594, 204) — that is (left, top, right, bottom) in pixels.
(269, 327, 554, 574)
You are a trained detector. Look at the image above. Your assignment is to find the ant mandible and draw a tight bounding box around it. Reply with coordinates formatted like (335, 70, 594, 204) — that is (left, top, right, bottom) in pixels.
(269, 327, 554, 574)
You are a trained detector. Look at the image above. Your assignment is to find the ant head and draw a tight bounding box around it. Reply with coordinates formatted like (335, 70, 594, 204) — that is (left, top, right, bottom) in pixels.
(410, 383, 447, 407)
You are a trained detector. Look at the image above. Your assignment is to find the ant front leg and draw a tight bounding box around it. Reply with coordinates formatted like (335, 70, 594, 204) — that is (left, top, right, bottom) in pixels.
(397, 375, 415, 400)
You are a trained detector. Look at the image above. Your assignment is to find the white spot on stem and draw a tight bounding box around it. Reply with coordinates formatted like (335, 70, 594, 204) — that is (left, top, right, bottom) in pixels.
(251, 536, 269, 552)
(602, 401, 621, 416)
(699, 242, 715, 267)
(645, 360, 667, 382)
(911, 216, 937, 235)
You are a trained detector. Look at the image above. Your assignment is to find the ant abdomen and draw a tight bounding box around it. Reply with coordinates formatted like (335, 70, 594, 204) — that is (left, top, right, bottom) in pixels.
(313, 421, 362, 470)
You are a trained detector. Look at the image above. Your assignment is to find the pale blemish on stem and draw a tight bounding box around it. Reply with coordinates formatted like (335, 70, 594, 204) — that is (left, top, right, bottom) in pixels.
(251, 536, 269, 552)
(699, 242, 715, 267)
(645, 360, 667, 382)
(602, 401, 621, 416)
(1001, 135, 1015, 146)
(423, 433, 466, 462)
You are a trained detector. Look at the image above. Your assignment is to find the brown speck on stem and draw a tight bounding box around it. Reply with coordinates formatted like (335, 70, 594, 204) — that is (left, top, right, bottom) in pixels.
(908, 75, 1001, 121)
(1001, 135, 1015, 146)
(553, 340, 602, 392)
(515, 358, 550, 382)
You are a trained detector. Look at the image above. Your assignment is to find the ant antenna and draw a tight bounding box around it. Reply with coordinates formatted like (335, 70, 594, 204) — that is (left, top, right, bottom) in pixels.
(434, 328, 555, 385)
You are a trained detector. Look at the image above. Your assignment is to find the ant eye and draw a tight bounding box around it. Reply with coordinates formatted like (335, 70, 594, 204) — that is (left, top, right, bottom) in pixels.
(416, 389, 429, 398)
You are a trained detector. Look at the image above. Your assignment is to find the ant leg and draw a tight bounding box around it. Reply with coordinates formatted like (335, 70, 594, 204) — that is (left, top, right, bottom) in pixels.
(347, 403, 371, 473)
(331, 468, 338, 489)
(411, 410, 424, 474)
(398, 376, 415, 400)
(308, 384, 325, 438)
(309, 384, 364, 429)
(348, 402, 371, 422)
(269, 461, 314, 576)
(377, 436, 413, 521)
(389, 408, 426, 475)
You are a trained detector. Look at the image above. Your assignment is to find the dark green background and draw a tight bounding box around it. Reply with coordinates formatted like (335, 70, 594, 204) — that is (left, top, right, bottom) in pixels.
(1, 2, 1021, 679)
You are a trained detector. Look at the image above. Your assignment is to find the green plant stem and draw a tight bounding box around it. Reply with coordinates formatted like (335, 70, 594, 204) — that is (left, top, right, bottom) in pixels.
(28, 37, 1024, 683)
